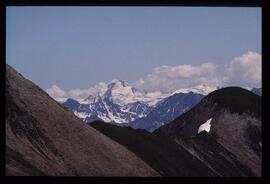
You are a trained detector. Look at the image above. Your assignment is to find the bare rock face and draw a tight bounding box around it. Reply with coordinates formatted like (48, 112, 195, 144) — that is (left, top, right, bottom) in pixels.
(154, 87, 261, 176)
(211, 111, 261, 176)
(5, 64, 159, 176)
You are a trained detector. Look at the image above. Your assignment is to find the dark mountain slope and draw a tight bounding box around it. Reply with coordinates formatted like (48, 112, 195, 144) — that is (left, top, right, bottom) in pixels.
(154, 87, 261, 176)
(5, 64, 159, 176)
(90, 121, 216, 177)
(155, 87, 261, 137)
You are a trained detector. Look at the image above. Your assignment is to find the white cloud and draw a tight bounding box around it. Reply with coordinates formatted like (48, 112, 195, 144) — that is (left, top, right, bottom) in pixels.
(224, 51, 261, 88)
(67, 88, 90, 100)
(46, 51, 261, 101)
(46, 85, 67, 99)
(133, 62, 222, 93)
(133, 51, 261, 93)
(46, 82, 109, 102)
(46, 85, 90, 101)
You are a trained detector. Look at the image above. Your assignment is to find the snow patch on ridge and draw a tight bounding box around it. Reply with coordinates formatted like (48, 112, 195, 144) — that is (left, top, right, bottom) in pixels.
(198, 118, 212, 133)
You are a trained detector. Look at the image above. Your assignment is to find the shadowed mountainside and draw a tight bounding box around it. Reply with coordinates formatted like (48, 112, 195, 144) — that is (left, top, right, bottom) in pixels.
(5, 64, 159, 176)
(154, 87, 261, 176)
(90, 120, 217, 177)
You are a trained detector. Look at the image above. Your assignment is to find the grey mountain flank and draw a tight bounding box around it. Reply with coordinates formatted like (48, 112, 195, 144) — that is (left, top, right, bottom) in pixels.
(5, 64, 159, 176)
(154, 87, 261, 176)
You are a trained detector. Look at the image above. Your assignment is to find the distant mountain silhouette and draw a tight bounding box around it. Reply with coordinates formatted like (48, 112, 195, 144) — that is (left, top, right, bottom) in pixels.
(129, 92, 204, 132)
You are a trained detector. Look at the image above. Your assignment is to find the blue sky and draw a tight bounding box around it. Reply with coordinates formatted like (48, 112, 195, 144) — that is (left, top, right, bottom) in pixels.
(6, 7, 261, 92)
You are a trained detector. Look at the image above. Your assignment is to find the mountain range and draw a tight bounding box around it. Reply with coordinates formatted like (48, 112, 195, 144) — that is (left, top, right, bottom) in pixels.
(6, 64, 261, 176)
(61, 79, 261, 132)
(62, 79, 165, 124)
(91, 87, 261, 176)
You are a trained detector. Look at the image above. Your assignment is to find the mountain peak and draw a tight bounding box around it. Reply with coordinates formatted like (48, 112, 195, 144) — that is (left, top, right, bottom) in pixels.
(81, 79, 163, 107)
(206, 86, 261, 118)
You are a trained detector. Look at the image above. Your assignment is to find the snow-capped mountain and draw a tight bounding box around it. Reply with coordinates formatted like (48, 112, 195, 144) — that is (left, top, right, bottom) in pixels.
(79, 79, 166, 106)
(125, 85, 217, 132)
(63, 96, 152, 124)
(60, 79, 259, 130)
(61, 80, 218, 126)
(62, 79, 165, 124)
